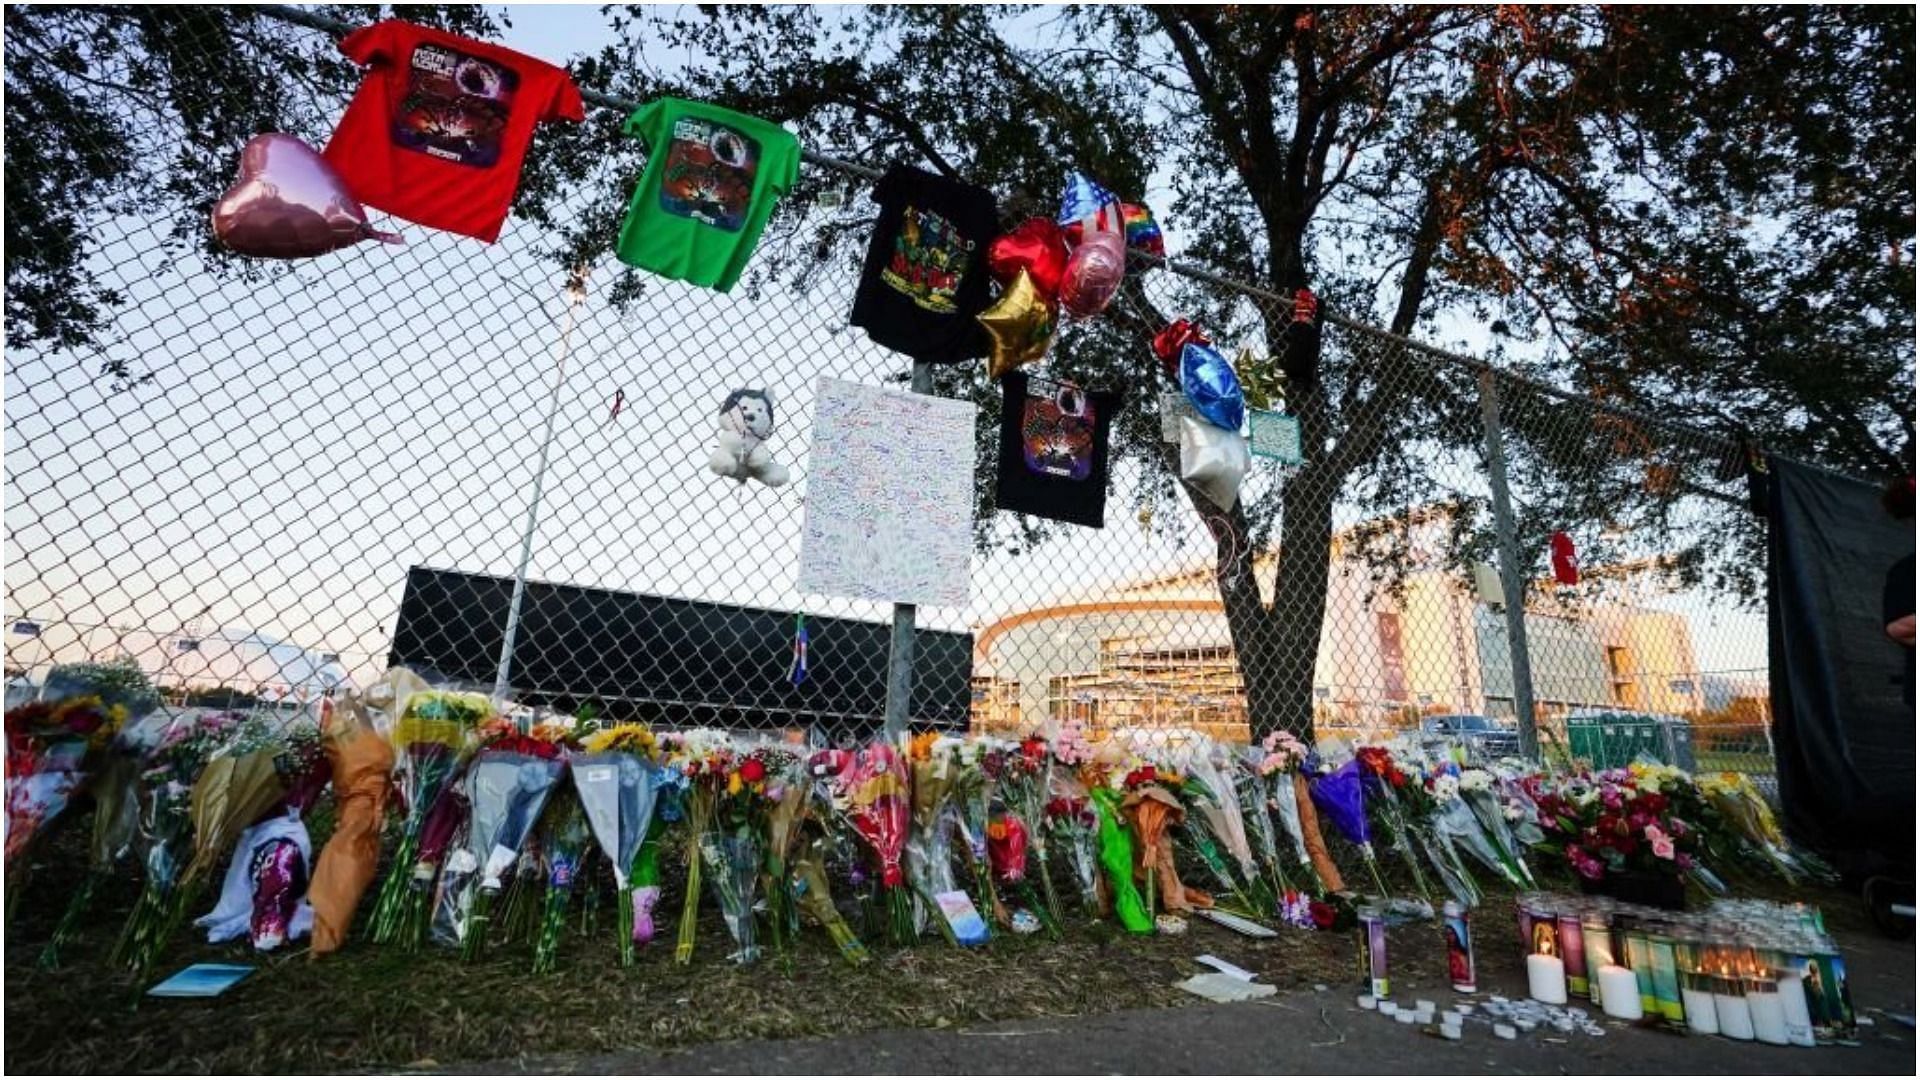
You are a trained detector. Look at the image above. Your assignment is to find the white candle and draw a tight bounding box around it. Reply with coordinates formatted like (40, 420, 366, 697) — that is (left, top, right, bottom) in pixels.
(1682, 985, 1720, 1035)
(1527, 953, 1568, 1004)
(1776, 971, 1816, 1047)
(1597, 965, 1643, 1020)
(1747, 984, 1790, 1045)
(1714, 986, 1756, 1041)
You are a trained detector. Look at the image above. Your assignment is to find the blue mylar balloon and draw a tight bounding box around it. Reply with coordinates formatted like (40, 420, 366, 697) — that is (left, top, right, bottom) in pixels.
(1180, 342, 1246, 431)
(1057, 170, 1120, 227)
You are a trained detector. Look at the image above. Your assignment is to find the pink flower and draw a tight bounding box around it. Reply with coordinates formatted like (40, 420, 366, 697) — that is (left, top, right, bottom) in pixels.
(1600, 786, 1624, 811)
(1643, 823, 1668, 844)
(1676, 852, 1694, 870)
(1668, 817, 1688, 838)
(1651, 836, 1676, 860)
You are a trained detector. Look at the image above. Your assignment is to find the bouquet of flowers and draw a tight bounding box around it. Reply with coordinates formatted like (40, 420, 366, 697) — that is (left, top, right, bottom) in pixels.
(572, 723, 664, 965)
(953, 738, 1004, 921)
(1117, 761, 1208, 917)
(789, 829, 867, 963)
(811, 741, 913, 946)
(1044, 793, 1100, 913)
(1169, 737, 1262, 915)
(111, 709, 243, 973)
(1456, 766, 1535, 887)
(664, 727, 737, 964)
(189, 710, 331, 954)
(38, 706, 172, 967)
(903, 732, 963, 941)
(1354, 744, 1435, 905)
(1255, 731, 1342, 896)
(1538, 767, 1702, 889)
(1310, 758, 1391, 900)
(398, 777, 468, 950)
(752, 743, 809, 953)
(532, 790, 590, 974)
(5, 658, 153, 879)
(1425, 766, 1522, 890)
(986, 809, 1057, 937)
(366, 688, 488, 944)
(1696, 770, 1820, 883)
(1087, 785, 1152, 933)
(991, 733, 1063, 931)
(1234, 747, 1296, 904)
(307, 695, 396, 956)
(455, 721, 564, 961)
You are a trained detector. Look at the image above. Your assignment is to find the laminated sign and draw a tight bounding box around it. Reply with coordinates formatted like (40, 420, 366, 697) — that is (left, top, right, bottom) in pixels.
(1248, 409, 1303, 464)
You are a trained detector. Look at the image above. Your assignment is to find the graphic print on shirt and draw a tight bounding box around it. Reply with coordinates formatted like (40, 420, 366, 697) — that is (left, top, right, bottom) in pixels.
(881, 205, 975, 313)
(1020, 385, 1096, 481)
(659, 117, 761, 231)
(393, 43, 518, 167)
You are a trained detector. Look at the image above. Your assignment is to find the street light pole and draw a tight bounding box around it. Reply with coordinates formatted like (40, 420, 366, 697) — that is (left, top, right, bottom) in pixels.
(492, 267, 590, 708)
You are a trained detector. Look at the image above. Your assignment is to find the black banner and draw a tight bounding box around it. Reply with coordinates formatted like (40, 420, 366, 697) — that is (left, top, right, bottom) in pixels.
(1765, 458, 1914, 874)
(388, 567, 972, 734)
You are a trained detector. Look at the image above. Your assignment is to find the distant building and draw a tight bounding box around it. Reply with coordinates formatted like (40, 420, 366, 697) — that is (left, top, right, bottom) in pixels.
(970, 509, 1707, 741)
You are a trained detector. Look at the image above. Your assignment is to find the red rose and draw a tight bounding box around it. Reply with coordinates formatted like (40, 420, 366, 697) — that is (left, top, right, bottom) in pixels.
(1309, 900, 1336, 930)
(739, 757, 766, 783)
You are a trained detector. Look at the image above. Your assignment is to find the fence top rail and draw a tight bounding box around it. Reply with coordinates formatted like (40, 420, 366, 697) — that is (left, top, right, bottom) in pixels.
(248, 3, 1878, 490)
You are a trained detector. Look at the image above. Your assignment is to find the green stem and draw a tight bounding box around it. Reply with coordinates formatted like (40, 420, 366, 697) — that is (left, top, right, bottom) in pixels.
(38, 871, 103, 970)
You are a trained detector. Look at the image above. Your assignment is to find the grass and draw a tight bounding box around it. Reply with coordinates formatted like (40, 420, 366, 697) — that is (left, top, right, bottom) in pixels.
(4, 808, 1871, 1074)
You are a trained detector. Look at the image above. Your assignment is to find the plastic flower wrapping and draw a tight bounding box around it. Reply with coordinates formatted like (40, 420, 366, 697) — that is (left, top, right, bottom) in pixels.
(570, 739, 664, 965)
(367, 686, 487, 946)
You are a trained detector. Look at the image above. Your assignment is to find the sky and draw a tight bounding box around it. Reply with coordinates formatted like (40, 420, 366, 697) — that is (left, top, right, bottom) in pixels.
(0, 5, 1769, 705)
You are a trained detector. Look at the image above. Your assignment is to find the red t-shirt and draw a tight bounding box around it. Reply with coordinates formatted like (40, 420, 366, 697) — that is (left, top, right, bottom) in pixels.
(323, 21, 584, 243)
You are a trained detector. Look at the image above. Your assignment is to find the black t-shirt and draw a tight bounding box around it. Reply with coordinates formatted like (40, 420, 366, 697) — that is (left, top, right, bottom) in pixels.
(994, 372, 1120, 528)
(850, 163, 999, 364)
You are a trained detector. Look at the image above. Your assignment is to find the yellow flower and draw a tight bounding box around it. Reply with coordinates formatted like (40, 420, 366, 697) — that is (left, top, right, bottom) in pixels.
(727, 771, 744, 797)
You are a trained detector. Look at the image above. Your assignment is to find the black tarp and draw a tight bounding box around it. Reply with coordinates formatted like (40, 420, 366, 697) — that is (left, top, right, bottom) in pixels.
(1764, 457, 1915, 876)
(387, 567, 972, 735)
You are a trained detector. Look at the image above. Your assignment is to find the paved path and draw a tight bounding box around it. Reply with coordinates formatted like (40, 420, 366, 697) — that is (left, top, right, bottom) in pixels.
(467, 925, 1915, 1075)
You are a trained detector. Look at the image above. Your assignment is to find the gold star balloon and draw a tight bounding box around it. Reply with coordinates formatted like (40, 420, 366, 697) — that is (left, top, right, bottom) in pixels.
(977, 269, 1058, 379)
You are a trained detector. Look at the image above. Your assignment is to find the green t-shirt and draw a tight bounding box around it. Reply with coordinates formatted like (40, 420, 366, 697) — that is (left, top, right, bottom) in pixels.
(615, 98, 801, 292)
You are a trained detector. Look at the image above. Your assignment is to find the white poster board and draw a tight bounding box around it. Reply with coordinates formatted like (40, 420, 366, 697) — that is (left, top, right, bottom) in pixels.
(797, 377, 976, 608)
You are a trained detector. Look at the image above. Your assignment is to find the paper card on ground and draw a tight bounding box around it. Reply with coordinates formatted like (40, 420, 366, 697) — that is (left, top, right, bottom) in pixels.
(934, 889, 990, 945)
(148, 963, 254, 998)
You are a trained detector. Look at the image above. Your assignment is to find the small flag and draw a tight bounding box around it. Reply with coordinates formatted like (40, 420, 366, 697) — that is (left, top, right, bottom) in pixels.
(609, 388, 624, 421)
(176, 637, 200, 653)
(787, 614, 809, 686)
(11, 621, 39, 637)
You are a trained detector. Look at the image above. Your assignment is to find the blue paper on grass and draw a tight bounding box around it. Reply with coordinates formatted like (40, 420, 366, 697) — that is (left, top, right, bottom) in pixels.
(147, 962, 254, 998)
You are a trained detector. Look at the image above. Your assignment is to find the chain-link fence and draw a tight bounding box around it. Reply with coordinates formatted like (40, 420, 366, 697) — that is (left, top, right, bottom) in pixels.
(4, 8, 1791, 789)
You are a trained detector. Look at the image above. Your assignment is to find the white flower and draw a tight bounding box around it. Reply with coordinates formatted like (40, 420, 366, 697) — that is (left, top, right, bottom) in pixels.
(1431, 775, 1461, 803)
(1458, 769, 1493, 793)
(1502, 804, 1524, 822)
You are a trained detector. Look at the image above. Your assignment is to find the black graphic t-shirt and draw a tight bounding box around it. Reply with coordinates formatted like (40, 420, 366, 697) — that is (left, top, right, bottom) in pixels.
(994, 372, 1120, 528)
(851, 164, 999, 364)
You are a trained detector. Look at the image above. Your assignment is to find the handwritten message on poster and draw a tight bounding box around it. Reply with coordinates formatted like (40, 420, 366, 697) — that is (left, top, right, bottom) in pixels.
(797, 377, 976, 608)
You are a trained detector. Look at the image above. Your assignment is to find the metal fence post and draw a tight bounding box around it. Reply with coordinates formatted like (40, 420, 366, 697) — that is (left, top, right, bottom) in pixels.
(492, 269, 588, 707)
(1478, 369, 1539, 761)
(882, 360, 934, 738)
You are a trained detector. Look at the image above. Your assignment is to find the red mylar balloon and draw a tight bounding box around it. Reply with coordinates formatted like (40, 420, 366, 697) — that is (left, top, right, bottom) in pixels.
(986, 217, 1069, 300)
(1151, 318, 1211, 378)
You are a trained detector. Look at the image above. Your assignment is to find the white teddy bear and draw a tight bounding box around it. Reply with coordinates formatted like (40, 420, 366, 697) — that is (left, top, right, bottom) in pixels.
(708, 388, 790, 487)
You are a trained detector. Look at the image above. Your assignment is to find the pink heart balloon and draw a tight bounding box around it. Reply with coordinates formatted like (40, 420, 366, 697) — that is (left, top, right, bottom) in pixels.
(212, 134, 402, 258)
(1059, 229, 1126, 319)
